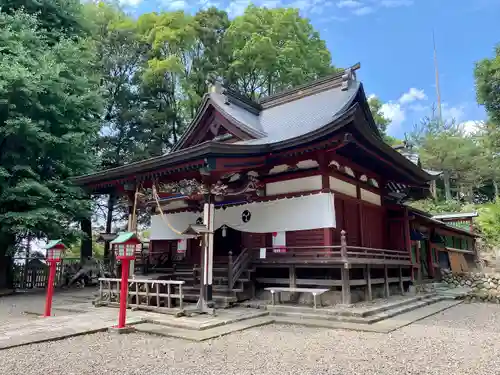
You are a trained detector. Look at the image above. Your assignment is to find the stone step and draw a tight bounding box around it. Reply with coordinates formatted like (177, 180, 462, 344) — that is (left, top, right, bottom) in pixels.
(353, 294, 438, 318)
(268, 296, 445, 325)
(181, 285, 243, 293)
(182, 293, 238, 304)
(368, 296, 444, 322)
(265, 294, 437, 318)
(134, 316, 273, 342)
(144, 310, 270, 331)
(435, 286, 471, 299)
(274, 300, 462, 333)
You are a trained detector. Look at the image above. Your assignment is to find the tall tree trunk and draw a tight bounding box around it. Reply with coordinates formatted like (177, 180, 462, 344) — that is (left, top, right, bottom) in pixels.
(443, 170, 452, 201)
(0, 235, 15, 290)
(494, 180, 499, 202)
(103, 192, 116, 263)
(80, 217, 93, 260)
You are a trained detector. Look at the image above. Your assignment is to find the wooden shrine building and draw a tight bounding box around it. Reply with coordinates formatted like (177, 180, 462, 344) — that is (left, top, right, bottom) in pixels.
(74, 65, 477, 306)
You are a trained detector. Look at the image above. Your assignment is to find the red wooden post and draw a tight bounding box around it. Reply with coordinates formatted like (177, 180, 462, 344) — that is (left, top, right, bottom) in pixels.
(117, 258, 130, 329)
(44, 260, 57, 317)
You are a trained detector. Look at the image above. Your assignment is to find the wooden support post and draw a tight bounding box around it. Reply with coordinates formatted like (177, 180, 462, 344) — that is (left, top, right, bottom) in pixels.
(341, 266, 351, 305)
(340, 230, 348, 261)
(228, 251, 233, 289)
(289, 265, 297, 288)
(399, 266, 404, 295)
(384, 264, 390, 298)
(365, 264, 372, 301)
(156, 283, 160, 307)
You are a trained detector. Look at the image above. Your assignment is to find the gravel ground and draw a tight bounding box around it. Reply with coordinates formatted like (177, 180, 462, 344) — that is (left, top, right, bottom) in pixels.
(1, 302, 500, 375)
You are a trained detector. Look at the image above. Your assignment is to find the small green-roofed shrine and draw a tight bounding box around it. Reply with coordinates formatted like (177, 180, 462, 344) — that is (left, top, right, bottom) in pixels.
(44, 239, 65, 249)
(110, 232, 140, 245)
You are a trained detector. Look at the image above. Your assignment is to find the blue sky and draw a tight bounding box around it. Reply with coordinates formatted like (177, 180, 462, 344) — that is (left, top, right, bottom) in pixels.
(120, 0, 499, 139)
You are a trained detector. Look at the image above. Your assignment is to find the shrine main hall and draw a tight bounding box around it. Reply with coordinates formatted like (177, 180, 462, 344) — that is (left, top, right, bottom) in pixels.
(74, 64, 476, 306)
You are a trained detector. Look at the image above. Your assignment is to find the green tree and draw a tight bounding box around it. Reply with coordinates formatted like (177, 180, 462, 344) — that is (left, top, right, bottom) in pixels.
(368, 96, 390, 136)
(223, 5, 335, 99)
(136, 10, 198, 153)
(411, 114, 486, 202)
(184, 7, 230, 117)
(475, 45, 500, 124)
(0, 0, 88, 41)
(0, 7, 102, 287)
(85, 1, 147, 260)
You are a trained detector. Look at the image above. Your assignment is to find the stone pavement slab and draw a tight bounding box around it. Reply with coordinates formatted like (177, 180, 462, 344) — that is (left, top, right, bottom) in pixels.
(135, 316, 274, 341)
(0, 309, 144, 350)
(139, 308, 269, 330)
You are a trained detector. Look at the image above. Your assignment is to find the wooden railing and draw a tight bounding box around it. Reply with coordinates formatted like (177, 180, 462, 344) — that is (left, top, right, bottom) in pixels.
(227, 248, 252, 289)
(97, 277, 185, 310)
(251, 230, 411, 265)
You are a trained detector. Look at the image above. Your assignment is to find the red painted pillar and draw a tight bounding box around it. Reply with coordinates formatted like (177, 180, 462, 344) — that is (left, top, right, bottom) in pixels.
(44, 261, 57, 317)
(117, 259, 130, 329)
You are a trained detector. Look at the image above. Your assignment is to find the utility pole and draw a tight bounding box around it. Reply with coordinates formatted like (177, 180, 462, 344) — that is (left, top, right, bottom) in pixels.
(433, 30, 443, 126)
(433, 30, 452, 200)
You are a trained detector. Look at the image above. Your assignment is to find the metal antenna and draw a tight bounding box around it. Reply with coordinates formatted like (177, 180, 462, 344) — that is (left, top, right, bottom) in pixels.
(433, 30, 443, 125)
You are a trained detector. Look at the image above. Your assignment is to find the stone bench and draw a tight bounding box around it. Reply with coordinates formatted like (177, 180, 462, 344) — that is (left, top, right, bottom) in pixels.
(264, 287, 329, 309)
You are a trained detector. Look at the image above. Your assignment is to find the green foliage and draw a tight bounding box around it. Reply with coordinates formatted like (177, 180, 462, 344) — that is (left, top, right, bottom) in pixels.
(410, 199, 464, 216)
(476, 201, 500, 246)
(411, 114, 488, 202)
(0, 0, 90, 42)
(0, 7, 102, 255)
(367, 96, 390, 136)
(475, 45, 500, 125)
(223, 5, 336, 99)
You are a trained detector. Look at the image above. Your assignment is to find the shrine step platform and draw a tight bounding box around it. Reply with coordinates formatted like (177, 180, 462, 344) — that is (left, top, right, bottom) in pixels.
(134, 308, 273, 341)
(262, 293, 463, 329)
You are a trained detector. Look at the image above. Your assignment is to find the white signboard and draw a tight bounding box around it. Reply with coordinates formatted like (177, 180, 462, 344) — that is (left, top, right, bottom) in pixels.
(177, 239, 187, 253)
(272, 231, 287, 253)
(259, 248, 267, 259)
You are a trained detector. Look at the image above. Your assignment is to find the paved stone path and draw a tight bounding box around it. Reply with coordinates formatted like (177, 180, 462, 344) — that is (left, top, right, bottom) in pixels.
(0, 309, 144, 349)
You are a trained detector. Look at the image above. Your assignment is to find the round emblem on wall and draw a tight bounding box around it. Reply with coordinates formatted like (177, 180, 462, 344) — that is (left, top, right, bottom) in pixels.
(196, 217, 203, 225)
(242, 210, 251, 223)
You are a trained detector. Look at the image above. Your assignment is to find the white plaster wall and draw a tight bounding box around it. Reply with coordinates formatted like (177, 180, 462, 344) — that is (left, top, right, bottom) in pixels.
(266, 175, 322, 196)
(360, 188, 381, 206)
(329, 176, 357, 197)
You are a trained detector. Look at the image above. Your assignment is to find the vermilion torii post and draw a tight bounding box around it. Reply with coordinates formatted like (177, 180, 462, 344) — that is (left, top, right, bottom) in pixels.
(43, 240, 66, 317)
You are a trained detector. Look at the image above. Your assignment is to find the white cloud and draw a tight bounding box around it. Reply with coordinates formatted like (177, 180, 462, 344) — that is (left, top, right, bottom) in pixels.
(460, 120, 484, 136)
(289, 0, 331, 14)
(225, 0, 251, 16)
(379, 0, 413, 7)
(199, 0, 221, 8)
(353, 6, 374, 15)
(381, 102, 406, 127)
(337, 0, 362, 8)
(166, 0, 187, 10)
(260, 0, 282, 7)
(399, 88, 427, 104)
(119, 0, 143, 6)
(441, 103, 465, 122)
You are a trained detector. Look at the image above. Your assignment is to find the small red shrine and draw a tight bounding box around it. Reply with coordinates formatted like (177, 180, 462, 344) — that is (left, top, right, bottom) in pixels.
(74, 64, 477, 306)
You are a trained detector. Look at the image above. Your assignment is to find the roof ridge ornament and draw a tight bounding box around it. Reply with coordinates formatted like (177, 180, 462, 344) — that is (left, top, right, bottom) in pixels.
(341, 67, 355, 91)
